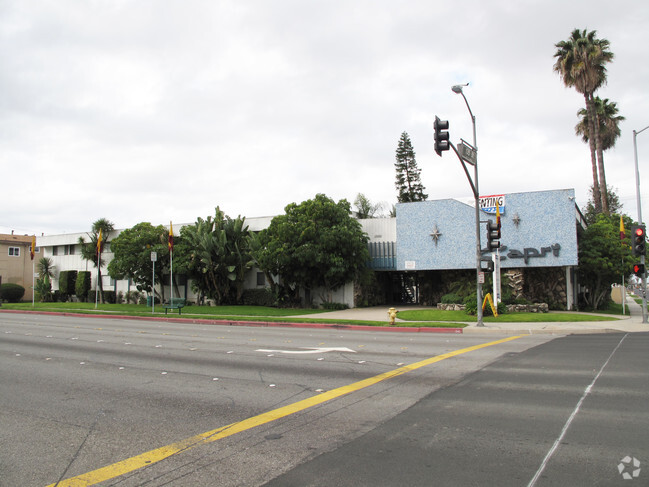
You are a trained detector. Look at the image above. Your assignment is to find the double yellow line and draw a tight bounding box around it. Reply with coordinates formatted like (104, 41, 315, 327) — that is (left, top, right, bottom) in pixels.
(48, 335, 523, 486)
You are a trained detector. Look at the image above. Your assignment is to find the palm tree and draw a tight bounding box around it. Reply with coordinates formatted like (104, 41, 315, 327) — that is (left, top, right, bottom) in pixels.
(36, 257, 56, 280)
(78, 218, 115, 303)
(35, 257, 55, 302)
(575, 98, 625, 202)
(554, 29, 614, 214)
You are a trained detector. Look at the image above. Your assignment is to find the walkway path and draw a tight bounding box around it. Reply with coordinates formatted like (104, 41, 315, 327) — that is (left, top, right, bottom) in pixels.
(294, 296, 649, 334)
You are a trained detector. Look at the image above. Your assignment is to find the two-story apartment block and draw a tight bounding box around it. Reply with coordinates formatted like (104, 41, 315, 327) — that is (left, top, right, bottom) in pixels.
(0, 233, 39, 302)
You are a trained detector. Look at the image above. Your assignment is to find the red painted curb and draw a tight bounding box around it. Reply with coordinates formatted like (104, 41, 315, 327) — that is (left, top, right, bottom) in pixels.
(0, 309, 464, 333)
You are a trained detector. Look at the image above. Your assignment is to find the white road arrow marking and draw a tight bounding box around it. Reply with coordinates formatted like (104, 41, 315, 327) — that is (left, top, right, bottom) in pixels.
(256, 347, 356, 355)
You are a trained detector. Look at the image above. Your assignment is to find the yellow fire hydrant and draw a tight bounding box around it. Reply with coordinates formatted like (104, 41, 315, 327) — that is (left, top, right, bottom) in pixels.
(388, 307, 398, 325)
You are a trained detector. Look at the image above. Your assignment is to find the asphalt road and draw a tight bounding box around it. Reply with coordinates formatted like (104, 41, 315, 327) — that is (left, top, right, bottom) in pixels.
(266, 332, 649, 487)
(1, 313, 646, 486)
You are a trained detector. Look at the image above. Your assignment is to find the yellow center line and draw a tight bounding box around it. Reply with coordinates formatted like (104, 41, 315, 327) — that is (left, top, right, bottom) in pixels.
(47, 335, 524, 486)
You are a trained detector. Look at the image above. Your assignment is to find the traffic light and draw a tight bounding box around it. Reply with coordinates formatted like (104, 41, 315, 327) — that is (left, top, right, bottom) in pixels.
(486, 219, 501, 251)
(434, 116, 449, 156)
(633, 263, 645, 277)
(632, 225, 646, 256)
(481, 259, 494, 272)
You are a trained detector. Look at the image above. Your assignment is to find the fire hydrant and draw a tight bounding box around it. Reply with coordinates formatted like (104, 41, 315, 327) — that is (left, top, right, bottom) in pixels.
(388, 307, 398, 325)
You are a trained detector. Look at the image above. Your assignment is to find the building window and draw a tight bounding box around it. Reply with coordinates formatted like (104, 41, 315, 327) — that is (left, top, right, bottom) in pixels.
(256, 272, 265, 286)
(68, 245, 74, 255)
(8, 247, 20, 257)
(52, 246, 58, 256)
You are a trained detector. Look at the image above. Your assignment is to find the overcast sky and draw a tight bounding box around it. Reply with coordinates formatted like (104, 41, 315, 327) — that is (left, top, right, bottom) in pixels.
(1, 0, 648, 236)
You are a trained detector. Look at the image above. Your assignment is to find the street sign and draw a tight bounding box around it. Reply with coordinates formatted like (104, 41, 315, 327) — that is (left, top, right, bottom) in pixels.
(151, 252, 157, 262)
(458, 141, 477, 165)
(478, 272, 485, 284)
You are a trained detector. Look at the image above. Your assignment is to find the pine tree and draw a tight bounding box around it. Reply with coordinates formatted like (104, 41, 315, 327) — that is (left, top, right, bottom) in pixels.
(394, 132, 427, 203)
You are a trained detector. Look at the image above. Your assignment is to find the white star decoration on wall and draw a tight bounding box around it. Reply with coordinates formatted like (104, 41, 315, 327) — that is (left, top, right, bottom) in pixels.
(430, 225, 442, 245)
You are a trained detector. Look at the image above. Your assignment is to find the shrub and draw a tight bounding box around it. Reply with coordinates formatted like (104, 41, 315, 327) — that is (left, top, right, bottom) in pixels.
(320, 301, 349, 310)
(440, 293, 463, 304)
(125, 290, 141, 304)
(1, 283, 25, 302)
(116, 291, 124, 304)
(58, 271, 77, 301)
(76, 271, 92, 302)
(241, 288, 275, 307)
(102, 291, 116, 304)
(35, 277, 53, 302)
(464, 293, 478, 315)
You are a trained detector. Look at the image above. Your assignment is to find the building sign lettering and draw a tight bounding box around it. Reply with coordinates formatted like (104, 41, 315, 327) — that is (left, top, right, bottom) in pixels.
(479, 194, 505, 215)
(481, 243, 561, 264)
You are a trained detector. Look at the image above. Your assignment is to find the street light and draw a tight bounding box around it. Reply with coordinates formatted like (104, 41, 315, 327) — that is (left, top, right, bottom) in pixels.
(633, 124, 649, 323)
(452, 83, 484, 327)
(452, 84, 476, 150)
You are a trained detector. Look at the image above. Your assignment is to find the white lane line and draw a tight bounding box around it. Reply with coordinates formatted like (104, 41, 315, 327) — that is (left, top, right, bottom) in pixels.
(527, 334, 628, 487)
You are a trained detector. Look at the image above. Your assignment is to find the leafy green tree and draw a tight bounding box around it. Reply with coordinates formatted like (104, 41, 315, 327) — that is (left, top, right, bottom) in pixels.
(554, 28, 614, 214)
(577, 214, 633, 309)
(255, 194, 369, 304)
(583, 185, 623, 225)
(354, 193, 383, 219)
(394, 132, 427, 203)
(177, 208, 253, 305)
(108, 222, 171, 302)
(78, 218, 115, 303)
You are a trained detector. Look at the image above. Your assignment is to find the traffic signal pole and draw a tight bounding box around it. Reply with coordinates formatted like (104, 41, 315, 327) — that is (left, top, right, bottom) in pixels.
(633, 126, 649, 324)
(448, 140, 483, 327)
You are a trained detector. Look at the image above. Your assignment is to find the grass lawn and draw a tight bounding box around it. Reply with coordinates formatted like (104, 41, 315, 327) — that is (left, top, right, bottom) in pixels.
(0, 301, 625, 326)
(0, 302, 464, 328)
(397, 309, 621, 323)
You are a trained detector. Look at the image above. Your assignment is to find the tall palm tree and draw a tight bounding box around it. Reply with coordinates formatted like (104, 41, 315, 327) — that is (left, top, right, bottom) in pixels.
(554, 29, 614, 214)
(78, 218, 115, 303)
(575, 98, 625, 150)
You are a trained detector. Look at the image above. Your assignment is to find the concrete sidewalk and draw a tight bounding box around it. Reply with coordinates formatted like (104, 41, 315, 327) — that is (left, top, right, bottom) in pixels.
(296, 296, 649, 334)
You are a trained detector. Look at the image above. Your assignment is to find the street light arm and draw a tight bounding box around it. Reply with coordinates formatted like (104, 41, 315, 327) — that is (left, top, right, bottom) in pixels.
(449, 141, 478, 198)
(457, 91, 477, 150)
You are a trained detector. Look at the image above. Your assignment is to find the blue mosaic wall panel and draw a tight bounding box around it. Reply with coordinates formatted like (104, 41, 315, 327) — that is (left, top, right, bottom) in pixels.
(396, 189, 579, 271)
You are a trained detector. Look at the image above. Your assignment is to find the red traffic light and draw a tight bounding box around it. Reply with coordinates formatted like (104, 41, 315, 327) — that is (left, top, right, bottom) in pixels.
(632, 225, 647, 256)
(633, 263, 645, 276)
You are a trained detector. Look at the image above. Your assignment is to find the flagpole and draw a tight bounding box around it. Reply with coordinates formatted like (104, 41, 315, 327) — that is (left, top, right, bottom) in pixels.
(168, 222, 174, 301)
(31, 235, 36, 306)
(622, 272, 626, 316)
(95, 252, 100, 309)
(95, 229, 102, 310)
